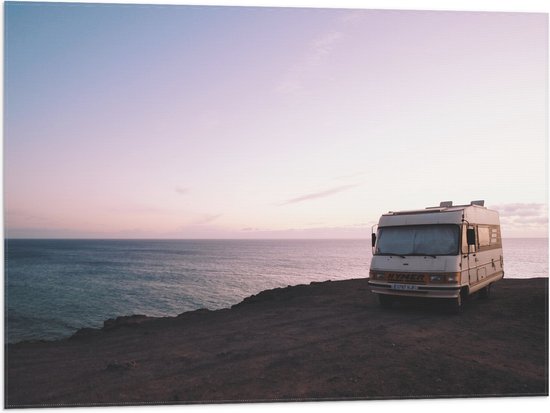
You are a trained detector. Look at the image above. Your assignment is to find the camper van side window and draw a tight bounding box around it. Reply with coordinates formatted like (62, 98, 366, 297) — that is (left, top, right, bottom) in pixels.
(477, 225, 502, 251)
(489, 226, 501, 247)
(478, 226, 491, 247)
(490, 228, 498, 244)
(461, 225, 471, 254)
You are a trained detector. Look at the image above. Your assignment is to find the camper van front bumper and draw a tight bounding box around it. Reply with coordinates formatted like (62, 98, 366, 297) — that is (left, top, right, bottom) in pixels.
(368, 281, 461, 299)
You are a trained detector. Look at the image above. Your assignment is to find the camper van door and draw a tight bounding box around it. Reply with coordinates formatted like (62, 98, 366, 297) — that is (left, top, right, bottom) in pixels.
(466, 225, 478, 284)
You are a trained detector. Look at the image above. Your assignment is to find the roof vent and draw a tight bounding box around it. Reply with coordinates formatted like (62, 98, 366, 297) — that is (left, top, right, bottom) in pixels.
(470, 200, 485, 206)
(439, 201, 453, 207)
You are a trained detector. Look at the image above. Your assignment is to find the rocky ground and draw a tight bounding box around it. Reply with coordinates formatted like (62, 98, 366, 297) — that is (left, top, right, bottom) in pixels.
(5, 277, 548, 407)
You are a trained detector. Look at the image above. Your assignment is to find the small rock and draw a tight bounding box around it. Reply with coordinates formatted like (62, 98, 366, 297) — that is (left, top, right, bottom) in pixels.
(69, 328, 99, 340)
(104, 315, 148, 329)
(106, 359, 138, 371)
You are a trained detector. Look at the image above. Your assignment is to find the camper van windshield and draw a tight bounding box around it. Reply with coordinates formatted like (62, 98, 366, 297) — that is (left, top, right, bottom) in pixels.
(376, 224, 460, 256)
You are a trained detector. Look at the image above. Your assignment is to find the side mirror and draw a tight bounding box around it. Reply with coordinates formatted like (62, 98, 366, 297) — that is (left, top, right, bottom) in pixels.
(371, 233, 377, 248)
(467, 228, 476, 246)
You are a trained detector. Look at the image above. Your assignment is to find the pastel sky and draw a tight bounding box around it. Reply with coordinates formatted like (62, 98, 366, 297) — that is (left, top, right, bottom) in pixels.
(3, 2, 548, 238)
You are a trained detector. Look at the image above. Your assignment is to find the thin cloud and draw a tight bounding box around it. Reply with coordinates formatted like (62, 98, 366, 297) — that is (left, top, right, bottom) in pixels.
(175, 186, 189, 195)
(491, 203, 547, 217)
(109, 205, 164, 214)
(241, 227, 260, 231)
(311, 30, 343, 62)
(279, 184, 359, 206)
(276, 29, 344, 95)
(490, 203, 548, 231)
(333, 171, 367, 181)
(193, 213, 222, 225)
(237, 225, 371, 239)
(276, 10, 365, 95)
(5, 209, 54, 225)
(337, 10, 366, 25)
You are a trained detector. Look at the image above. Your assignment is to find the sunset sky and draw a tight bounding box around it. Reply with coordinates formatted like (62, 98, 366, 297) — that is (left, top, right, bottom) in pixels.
(4, 1, 548, 238)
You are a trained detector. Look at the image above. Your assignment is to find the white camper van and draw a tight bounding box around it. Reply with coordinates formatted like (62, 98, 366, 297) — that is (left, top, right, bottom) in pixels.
(368, 201, 504, 312)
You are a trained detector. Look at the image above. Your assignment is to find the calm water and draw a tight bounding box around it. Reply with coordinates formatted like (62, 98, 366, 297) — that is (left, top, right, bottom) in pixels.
(4, 238, 548, 343)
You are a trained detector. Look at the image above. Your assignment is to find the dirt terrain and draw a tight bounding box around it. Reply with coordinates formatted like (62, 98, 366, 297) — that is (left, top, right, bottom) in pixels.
(5, 277, 548, 407)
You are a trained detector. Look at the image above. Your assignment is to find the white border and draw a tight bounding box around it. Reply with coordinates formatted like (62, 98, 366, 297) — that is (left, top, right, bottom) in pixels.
(1, 1, 548, 412)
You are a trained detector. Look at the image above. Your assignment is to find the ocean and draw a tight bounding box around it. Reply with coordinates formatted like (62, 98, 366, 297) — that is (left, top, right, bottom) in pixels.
(4, 238, 548, 343)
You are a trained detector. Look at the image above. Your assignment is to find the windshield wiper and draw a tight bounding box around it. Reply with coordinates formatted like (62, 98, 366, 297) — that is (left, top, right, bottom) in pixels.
(424, 255, 437, 258)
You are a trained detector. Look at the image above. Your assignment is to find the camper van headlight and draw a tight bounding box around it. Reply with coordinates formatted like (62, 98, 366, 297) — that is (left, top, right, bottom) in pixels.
(430, 275, 444, 282)
(446, 273, 460, 283)
(369, 271, 385, 280)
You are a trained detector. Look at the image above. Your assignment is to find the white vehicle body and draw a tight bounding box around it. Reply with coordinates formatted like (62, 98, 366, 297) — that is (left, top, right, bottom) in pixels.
(368, 201, 504, 308)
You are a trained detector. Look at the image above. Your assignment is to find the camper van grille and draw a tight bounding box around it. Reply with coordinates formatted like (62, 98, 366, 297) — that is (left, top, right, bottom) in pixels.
(385, 273, 427, 284)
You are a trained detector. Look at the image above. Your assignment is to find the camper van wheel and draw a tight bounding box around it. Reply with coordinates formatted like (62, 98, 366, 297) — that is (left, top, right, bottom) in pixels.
(449, 294, 462, 314)
(479, 283, 492, 299)
(378, 294, 393, 308)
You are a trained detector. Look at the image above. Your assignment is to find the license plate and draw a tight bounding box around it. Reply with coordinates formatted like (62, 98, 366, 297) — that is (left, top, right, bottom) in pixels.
(391, 283, 419, 291)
